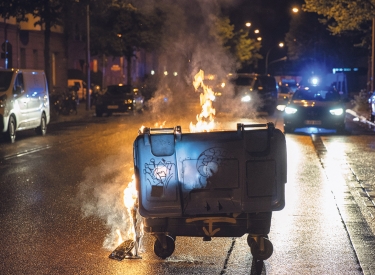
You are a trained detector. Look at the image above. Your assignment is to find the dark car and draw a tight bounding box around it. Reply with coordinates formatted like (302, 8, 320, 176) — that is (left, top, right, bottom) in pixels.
(95, 84, 144, 117)
(283, 86, 346, 133)
(231, 73, 278, 115)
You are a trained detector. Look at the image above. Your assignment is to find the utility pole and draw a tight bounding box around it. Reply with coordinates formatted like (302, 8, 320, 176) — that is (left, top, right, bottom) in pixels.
(86, 3, 91, 110)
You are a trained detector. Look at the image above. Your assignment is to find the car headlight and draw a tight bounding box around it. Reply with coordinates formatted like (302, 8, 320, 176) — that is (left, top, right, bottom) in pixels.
(241, 95, 251, 102)
(329, 108, 344, 116)
(284, 106, 297, 114)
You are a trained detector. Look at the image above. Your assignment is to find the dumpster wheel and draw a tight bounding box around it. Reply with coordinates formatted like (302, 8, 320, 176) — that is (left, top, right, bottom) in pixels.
(154, 235, 175, 259)
(247, 234, 273, 260)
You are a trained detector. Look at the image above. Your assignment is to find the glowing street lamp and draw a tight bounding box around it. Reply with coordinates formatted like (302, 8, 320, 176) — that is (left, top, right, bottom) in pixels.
(292, 7, 299, 13)
(245, 22, 251, 28)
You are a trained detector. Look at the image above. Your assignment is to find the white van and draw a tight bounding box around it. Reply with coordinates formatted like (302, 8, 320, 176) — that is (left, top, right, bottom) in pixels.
(67, 79, 92, 101)
(0, 69, 50, 143)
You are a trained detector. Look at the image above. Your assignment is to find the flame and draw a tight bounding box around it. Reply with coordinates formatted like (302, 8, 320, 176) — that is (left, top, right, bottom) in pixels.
(190, 69, 216, 132)
(139, 125, 146, 133)
(154, 121, 166, 128)
(122, 175, 138, 242)
(115, 228, 124, 246)
(112, 174, 144, 252)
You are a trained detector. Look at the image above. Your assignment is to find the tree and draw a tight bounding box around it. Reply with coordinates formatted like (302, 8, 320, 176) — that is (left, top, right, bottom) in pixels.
(0, 0, 29, 21)
(303, 0, 375, 44)
(90, 3, 164, 85)
(211, 16, 262, 69)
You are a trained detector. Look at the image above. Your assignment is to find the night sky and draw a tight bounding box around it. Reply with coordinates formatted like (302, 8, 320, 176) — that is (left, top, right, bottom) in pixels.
(224, 0, 305, 54)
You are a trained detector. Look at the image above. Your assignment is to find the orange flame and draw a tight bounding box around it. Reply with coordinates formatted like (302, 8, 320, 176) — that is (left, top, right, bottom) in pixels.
(154, 121, 166, 128)
(190, 69, 216, 132)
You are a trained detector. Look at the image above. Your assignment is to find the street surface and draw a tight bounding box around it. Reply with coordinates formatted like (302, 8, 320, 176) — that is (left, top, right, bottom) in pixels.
(1, 100, 375, 274)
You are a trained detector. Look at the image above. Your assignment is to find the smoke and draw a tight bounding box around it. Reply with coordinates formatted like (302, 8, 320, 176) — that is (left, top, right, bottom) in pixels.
(77, 155, 138, 250)
(138, 0, 242, 124)
(77, 0, 254, 252)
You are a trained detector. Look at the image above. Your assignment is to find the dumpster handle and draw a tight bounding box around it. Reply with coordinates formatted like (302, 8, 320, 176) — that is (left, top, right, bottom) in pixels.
(237, 122, 275, 132)
(237, 123, 275, 157)
(141, 126, 182, 146)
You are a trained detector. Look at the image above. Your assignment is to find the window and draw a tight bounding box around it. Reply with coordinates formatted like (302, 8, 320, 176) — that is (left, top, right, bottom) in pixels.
(13, 73, 24, 94)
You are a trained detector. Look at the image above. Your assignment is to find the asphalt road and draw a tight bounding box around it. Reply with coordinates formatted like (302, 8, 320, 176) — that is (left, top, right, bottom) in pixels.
(1, 102, 375, 274)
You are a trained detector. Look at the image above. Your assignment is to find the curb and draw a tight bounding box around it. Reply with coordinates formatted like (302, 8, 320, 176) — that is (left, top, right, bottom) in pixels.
(346, 109, 375, 131)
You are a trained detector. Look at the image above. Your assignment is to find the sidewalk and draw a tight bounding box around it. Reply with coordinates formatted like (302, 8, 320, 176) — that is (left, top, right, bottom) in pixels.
(49, 101, 96, 124)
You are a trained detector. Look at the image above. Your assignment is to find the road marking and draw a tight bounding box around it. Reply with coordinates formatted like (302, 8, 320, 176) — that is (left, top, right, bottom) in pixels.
(2, 145, 52, 160)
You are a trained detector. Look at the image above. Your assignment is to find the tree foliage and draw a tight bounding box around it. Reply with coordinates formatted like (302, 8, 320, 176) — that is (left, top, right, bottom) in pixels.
(211, 16, 262, 67)
(0, 0, 28, 20)
(303, 0, 375, 45)
(90, 2, 164, 84)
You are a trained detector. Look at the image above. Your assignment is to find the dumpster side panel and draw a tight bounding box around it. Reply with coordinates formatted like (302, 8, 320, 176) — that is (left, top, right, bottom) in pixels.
(242, 128, 286, 212)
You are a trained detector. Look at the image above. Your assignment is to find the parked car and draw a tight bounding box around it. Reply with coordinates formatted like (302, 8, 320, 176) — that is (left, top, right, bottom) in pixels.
(95, 84, 144, 117)
(230, 73, 278, 115)
(283, 85, 346, 133)
(0, 69, 50, 143)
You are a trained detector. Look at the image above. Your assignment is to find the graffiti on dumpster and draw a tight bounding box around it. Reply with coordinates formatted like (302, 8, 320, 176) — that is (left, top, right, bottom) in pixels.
(196, 147, 230, 187)
(144, 158, 175, 189)
(186, 216, 237, 237)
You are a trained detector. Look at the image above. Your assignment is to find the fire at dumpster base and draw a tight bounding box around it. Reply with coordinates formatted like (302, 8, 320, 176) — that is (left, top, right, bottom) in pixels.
(109, 175, 143, 260)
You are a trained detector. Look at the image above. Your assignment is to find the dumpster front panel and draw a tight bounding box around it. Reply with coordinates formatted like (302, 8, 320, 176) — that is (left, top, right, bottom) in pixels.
(134, 134, 182, 218)
(175, 133, 244, 215)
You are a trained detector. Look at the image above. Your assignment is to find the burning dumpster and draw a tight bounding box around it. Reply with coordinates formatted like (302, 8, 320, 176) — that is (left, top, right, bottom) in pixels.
(133, 122, 286, 260)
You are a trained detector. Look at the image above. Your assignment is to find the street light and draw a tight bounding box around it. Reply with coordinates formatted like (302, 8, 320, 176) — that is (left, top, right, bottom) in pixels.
(245, 22, 251, 28)
(265, 42, 284, 74)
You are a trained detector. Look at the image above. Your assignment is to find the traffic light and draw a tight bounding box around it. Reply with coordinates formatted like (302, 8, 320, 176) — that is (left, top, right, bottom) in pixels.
(1, 41, 12, 69)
